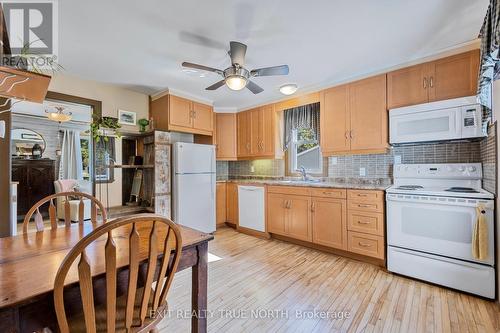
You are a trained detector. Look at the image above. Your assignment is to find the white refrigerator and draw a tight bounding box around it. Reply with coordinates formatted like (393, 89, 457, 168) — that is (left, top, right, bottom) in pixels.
(172, 142, 216, 233)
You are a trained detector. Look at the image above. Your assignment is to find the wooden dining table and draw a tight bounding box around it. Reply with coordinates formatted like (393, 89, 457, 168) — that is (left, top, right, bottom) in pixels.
(0, 221, 214, 333)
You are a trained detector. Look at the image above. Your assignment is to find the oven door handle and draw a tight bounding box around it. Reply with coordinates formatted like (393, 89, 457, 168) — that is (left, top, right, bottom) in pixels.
(390, 247, 493, 268)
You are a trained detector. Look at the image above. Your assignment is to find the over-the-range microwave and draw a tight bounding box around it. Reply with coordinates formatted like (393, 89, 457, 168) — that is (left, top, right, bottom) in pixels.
(389, 96, 485, 145)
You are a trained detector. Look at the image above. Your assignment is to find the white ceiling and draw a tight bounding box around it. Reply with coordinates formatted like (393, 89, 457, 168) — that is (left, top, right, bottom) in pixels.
(58, 0, 489, 110)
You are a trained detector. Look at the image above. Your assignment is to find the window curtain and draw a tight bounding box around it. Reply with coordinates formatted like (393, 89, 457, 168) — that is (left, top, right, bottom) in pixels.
(283, 102, 320, 150)
(478, 0, 500, 109)
(59, 129, 83, 180)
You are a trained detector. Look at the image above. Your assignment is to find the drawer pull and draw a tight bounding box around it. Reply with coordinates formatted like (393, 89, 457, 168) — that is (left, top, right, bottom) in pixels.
(357, 194, 368, 197)
(358, 242, 372, 247)
(357, 204, 372, 208)
(357, 220, 371, 225)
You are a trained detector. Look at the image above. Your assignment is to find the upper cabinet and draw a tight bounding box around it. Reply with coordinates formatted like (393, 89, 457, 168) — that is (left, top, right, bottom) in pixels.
(215, 113, 237, 160)
(321, 75, 388, 156)
(237, 104, 283, 159)
(150, 94, 214, 136)
(387, 50, 479, 109)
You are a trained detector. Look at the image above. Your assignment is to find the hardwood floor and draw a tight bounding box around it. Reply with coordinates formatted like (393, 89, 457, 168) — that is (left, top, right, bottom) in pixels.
(158, 227, 500, 333)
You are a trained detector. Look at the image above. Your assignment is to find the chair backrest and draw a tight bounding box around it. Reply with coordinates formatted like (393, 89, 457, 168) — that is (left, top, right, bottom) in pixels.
(22, 191, 107, 234)
(53, 214, 183, 333)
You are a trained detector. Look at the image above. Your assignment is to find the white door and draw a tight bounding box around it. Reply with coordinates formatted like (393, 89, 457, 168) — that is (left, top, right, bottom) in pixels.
(173, 173, 215, 233)
(174, 142, 215, 174)
(386, 194, 495, 265)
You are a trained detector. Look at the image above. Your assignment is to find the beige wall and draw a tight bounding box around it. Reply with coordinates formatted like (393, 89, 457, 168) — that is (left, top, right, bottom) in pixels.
(492, 80, 500, 304)
(48, 74, 150, 207)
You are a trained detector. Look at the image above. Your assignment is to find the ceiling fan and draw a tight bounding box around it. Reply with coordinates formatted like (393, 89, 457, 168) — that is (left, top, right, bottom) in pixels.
(181, 41, 289, 94)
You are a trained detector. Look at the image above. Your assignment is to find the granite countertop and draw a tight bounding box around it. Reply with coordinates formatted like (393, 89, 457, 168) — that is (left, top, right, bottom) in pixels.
(217, 177, 391, 191)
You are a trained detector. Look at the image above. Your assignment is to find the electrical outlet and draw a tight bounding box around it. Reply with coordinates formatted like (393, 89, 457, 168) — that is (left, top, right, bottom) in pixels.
(330, 157, 338, 165)
(359, 167, 366, 176)
(394, 155, 402, 164)
(250, 165, 255, 173)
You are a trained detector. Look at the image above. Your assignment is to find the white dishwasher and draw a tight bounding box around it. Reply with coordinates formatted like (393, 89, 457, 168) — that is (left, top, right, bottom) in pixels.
(238, 185, 265, 232)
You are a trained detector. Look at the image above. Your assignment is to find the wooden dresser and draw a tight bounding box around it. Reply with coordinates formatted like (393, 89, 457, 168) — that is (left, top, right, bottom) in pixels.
(11, 159, 55, 220)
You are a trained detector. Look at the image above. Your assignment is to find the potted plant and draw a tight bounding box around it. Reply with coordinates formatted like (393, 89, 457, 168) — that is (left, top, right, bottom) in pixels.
(137, 118, 149, 132)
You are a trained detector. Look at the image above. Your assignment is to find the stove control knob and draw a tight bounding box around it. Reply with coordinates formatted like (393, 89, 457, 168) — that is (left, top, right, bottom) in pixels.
(468, 166, 477, 172)
(458, 166, 465, 172)
(446, 166, 454, 172)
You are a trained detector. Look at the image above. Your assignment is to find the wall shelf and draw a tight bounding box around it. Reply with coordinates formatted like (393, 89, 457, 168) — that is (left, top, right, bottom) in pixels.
(107, 164, 154, 169)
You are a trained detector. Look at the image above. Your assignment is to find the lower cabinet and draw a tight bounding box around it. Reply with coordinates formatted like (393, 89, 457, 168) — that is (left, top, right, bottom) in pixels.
(267, 193, 312, 242)
(216, 183, 226, 226)
(312, 197, 347, 250)
(226, 183, 239, 226)
(266, 186, 385, 261)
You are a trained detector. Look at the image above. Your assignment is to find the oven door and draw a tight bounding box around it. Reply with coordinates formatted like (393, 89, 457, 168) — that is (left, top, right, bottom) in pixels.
(386, 194, 494, 265)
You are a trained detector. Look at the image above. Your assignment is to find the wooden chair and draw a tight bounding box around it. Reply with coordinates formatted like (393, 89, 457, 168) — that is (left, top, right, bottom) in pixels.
(22, 191, 107, 234)
(53, 214, 183, 333)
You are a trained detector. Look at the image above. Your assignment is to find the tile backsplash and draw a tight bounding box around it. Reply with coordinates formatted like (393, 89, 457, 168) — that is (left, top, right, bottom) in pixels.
(216, 128, 496, 195)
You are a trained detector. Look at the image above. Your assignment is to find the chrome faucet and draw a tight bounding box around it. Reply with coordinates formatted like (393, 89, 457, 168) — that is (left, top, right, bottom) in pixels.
(299, 166, 307, 181)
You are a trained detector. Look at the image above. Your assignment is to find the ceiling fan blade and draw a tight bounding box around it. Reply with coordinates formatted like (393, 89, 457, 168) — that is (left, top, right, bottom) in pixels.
(251, 65, 289, 77)
(229, 41, 247, 66)
(179, 31, 226, 50)
(182, 62, 223, 75)
(246, 81, 264, 94)
(206, 80, 226, 91)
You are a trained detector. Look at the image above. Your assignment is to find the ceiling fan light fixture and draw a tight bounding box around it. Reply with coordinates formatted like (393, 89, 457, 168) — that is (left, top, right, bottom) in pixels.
(225, 75, 248, 91)
(279, 83, 298, 95)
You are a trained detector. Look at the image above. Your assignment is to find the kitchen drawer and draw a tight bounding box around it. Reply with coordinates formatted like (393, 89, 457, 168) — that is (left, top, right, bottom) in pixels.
(347, 190, 384, 202)
(348, 231, 385, 259)
(348, 200, 384, 213)
(347, 211, 384, 236)
(310, 188, 346, 199)
(267, 186, 311, 196)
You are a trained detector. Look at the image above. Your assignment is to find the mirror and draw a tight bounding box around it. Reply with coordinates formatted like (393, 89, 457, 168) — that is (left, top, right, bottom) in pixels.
(11, 128, 46, 157)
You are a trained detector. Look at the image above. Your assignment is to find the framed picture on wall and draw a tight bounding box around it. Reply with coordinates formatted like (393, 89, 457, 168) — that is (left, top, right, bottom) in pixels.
(118, 109, 137, 125)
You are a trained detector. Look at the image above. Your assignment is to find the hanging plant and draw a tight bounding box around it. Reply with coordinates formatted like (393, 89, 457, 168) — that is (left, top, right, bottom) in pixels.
(89, 115, 122, 140)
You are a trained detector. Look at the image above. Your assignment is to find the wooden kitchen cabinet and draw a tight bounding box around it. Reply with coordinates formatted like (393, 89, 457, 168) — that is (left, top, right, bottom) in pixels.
(215, 113, 237, 160)
(287, 195, 312, 242)
(237, 104, 282, 159)
(266, 191, 312, 241)
(149, 94, 214, 135)
(237, 111, 252, 157)
(216, 182, 227, 226)
(321, 75, 387, 155)
(349, 75, 387, 151)
(267, 193, 288, 236)
(428, 50, 480, 102)
(387, 50, 479, 109)
(312, 197, 347, 250)
(320, 84, 350, 154)
(226, 182, 239, 226)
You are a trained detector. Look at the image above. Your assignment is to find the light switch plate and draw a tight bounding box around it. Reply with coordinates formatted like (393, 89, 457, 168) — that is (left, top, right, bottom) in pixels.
(250, 165, 255, 173)
(0, 120, 4, 138)
(330, 157, 338, 165)
(394, 155, 402, 164)
(359, 167, 366, 176)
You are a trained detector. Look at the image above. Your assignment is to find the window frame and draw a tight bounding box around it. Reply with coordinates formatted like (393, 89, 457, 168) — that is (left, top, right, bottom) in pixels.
(289, 128, 323, 175)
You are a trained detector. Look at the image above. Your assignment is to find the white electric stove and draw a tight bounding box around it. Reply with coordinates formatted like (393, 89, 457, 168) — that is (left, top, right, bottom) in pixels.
(386, 163, 496, 299)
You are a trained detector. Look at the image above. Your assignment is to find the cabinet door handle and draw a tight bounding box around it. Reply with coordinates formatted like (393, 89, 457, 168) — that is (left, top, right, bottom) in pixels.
(358, 242, 372, 247)
(429, 76, 434, 88)
(345, 131, 349, 140)
(349, 131, 354, 139)
(311, 202, 315, 212)
(423, 77, 427, 89)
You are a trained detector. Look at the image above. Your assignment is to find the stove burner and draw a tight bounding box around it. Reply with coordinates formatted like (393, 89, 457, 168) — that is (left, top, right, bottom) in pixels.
(445, 187, 480, 193)
(396, 185, 424, 190)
